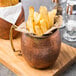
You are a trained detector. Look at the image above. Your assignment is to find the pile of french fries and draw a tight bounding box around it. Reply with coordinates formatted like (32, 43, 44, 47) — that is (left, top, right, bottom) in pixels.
(11, 0, 19, 5)
(26, 6, 57, 36)
(0, 0, 19, 7)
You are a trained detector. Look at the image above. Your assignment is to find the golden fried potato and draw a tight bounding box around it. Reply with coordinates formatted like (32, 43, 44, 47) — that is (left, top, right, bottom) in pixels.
(29, 7, 34, 20)
(11, 0, 19, 5)
(34, 12, 41, 24)
(48, 9, 57, 28)
(26, 7, 35, 33)
(34, 25, 42, 36)
(40, 19, 47, 33)
(0, 0, 19, 7)
(39, 6, 48, 19)
(0, 0, 11, 7)
(39, 6, 49, 29)
(26, 18, 35, 33)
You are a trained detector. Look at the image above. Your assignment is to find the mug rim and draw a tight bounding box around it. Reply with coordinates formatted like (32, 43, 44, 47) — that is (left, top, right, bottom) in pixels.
(24, 29, 59, 39)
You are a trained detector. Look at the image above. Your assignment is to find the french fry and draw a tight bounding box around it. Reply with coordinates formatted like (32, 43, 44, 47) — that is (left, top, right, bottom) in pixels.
(40, 19, 47, 33)
(34, 12, 41, 24)
(34, 25, 42, 36)
(26, 7, 35, 33)
(39, 6, 48, 19)
(11, 0, 19, 5)
(0, 0, 19, 7)
(26, 18, 34, 33)
(29, 7, 34, 20)
(48, 9, 57, 28)
(39, 6, 49, 29)
(0, 0, 12, 6)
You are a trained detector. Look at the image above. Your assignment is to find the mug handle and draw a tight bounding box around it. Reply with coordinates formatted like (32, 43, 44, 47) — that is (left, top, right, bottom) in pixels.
(10, 25, 22, 56)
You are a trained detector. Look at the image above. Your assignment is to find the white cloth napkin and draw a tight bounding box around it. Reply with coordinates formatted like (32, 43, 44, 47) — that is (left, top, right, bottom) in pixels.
(0, 3, 22, 25)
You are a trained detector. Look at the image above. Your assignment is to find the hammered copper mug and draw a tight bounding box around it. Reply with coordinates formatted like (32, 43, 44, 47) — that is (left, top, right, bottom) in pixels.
(10, 0, 61, 69)
(21, 29, 61, 69)
(10, 25, 61, 69)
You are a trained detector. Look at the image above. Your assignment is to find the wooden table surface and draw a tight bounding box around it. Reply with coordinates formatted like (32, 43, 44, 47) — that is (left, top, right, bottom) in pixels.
(0, 27, 75, 76)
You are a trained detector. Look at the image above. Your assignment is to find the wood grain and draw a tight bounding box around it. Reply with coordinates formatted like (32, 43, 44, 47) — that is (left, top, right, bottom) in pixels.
(0, 38, 76, 76)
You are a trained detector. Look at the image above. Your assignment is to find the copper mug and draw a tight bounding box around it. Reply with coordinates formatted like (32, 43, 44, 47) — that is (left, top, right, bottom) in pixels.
(0, 7, 25, 39)
(10, 0, 61, 69)
(10, 24, 61, 69)
(21, 29, 61, 69)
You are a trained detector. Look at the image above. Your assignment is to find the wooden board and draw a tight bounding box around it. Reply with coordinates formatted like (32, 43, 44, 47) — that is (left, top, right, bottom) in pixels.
(0, 38, 76, 76)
